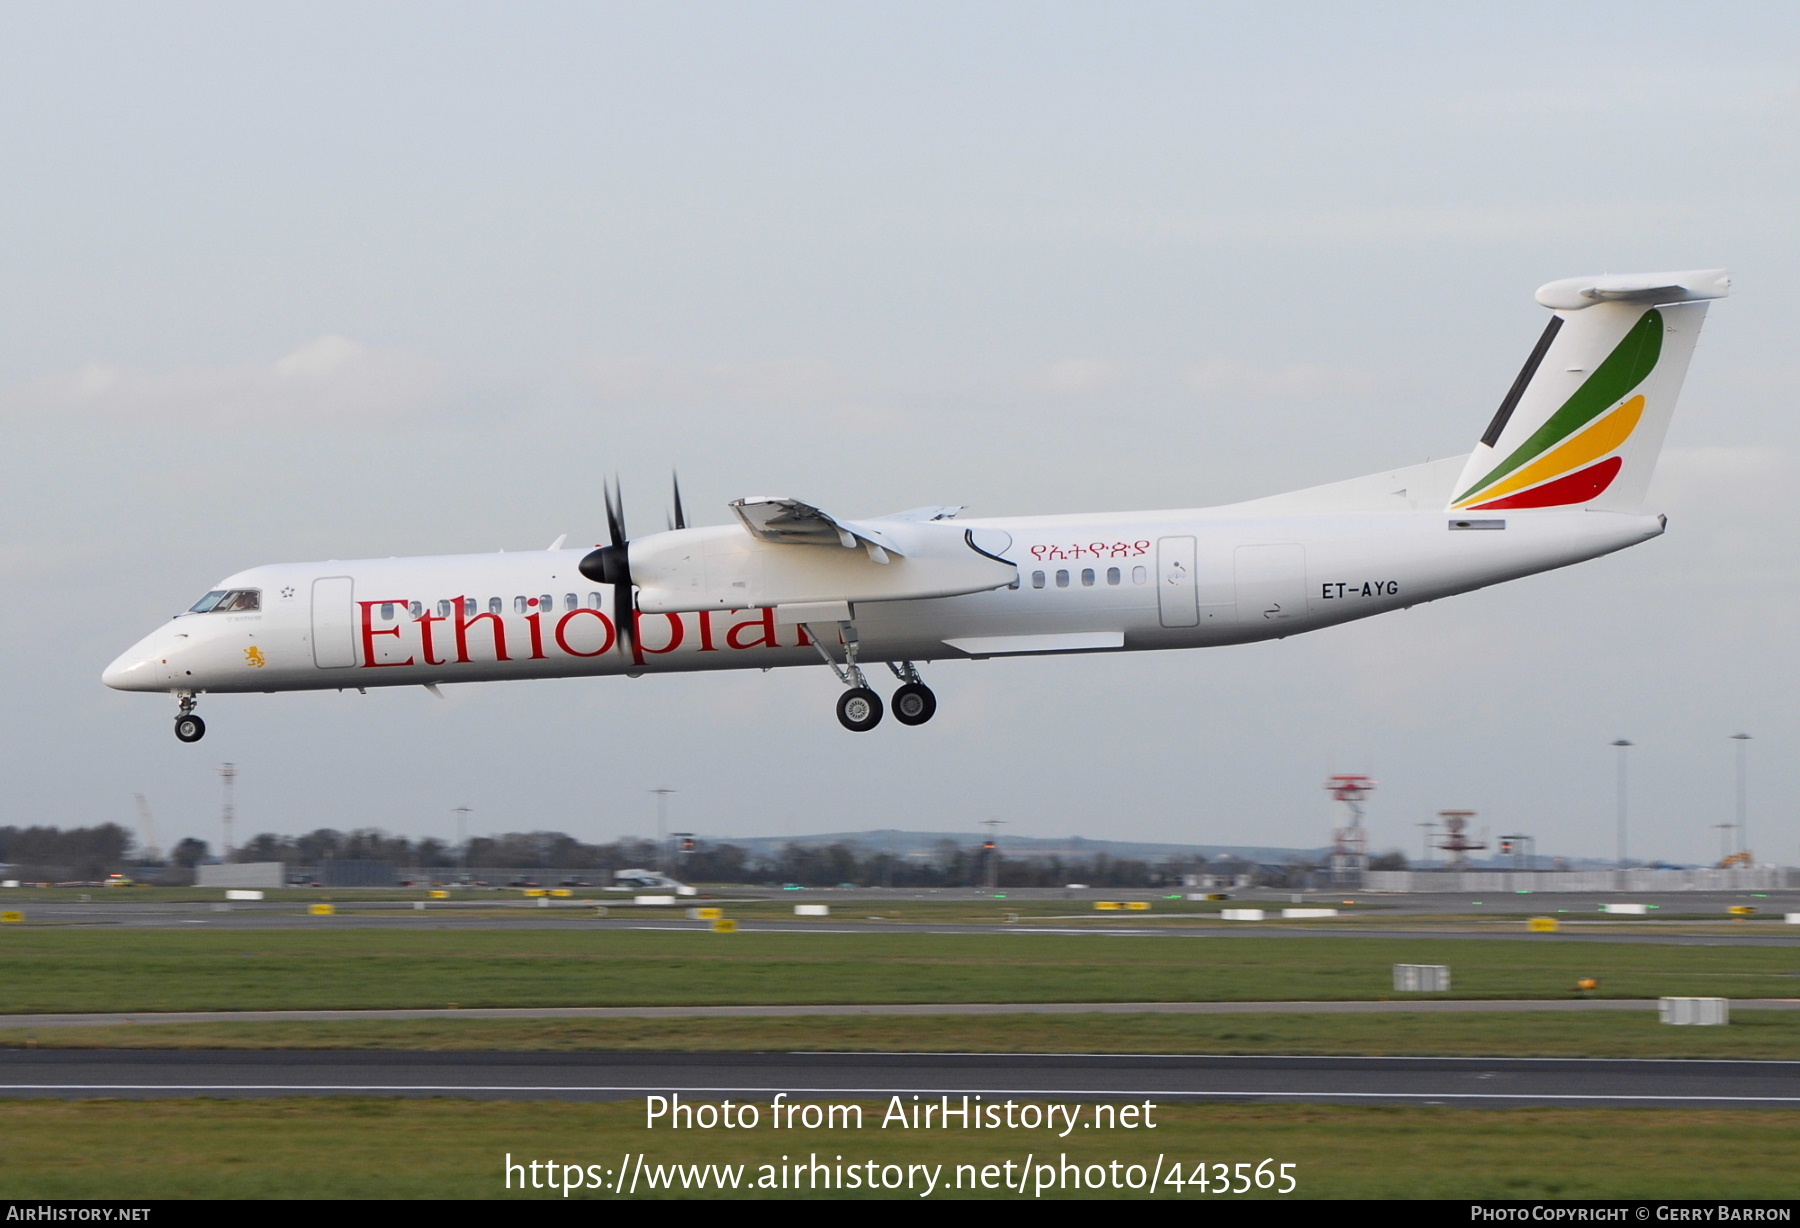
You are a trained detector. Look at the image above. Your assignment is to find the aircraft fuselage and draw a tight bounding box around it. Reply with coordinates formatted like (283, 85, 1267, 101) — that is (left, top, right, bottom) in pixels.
(104, 499, 1662, 697)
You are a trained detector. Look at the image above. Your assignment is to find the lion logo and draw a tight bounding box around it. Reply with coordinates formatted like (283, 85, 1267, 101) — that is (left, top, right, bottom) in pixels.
(244, 646, 267, 669)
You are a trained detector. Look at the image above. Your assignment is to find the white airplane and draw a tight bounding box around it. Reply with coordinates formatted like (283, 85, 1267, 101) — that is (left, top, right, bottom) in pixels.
(610, 869, 694, 894)
(105, 269, 1730, 740)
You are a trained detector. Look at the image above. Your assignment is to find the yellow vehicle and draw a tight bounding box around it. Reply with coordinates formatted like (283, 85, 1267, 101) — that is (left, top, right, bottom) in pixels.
(103, 874, 135, 887)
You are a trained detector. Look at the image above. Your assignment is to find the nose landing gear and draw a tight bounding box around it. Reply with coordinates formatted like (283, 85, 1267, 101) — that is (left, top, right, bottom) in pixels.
(173, 693, 206, 743)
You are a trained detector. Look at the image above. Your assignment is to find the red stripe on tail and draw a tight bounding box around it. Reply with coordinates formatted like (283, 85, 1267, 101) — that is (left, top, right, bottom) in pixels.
(1469, 456, 1622, 510)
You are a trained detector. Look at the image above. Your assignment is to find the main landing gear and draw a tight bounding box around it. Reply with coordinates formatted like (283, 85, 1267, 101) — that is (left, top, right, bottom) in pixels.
(888, 661, 937, 727)
(173, 693, 206, 743)
(806, 623, 936, 733)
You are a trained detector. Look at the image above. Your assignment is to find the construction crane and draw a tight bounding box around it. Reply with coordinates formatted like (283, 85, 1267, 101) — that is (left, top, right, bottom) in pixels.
(132, 794, 163, 863)
(1718, 850, 1754, 870)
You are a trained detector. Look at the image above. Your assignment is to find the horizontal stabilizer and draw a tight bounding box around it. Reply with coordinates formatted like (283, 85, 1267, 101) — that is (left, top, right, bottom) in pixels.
(1535, 268, 1730, 310)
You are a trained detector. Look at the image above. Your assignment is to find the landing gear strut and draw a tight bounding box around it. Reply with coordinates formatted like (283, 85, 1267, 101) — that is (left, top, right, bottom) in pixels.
(808, 621, 885, 732)
(807, 624, 937, 732)
(173, 693, 206, 743)
(888, 662, 937, 727)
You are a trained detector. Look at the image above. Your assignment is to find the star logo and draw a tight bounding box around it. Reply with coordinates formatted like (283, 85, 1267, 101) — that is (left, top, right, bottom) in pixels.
(280, 586, 295, 598)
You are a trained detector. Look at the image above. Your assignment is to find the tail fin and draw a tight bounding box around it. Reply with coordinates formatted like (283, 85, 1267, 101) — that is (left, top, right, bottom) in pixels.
(1449, 269, 1730, 513)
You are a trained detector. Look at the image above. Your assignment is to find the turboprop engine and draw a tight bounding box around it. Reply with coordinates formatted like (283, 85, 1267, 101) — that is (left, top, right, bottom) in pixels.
(626, 501, 1018, 619)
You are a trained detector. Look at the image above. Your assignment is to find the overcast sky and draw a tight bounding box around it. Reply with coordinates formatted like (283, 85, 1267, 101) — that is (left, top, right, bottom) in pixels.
(1, 2, 1795, 864)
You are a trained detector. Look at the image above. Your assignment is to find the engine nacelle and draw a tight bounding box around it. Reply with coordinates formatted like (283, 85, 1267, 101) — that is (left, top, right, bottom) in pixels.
(629, 522, 1016, 614)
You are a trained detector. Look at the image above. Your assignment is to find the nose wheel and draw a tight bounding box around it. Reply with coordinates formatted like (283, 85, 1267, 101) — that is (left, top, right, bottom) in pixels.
(173, 694, 206, 743)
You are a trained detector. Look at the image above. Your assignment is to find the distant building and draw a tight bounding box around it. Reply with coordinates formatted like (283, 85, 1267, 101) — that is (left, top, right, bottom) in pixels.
(196, 862, 284, 889)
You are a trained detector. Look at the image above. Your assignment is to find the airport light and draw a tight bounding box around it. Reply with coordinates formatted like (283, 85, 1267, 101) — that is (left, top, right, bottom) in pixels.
(1730, 734, 1752, 864)
(1610, 740, 1633, 868)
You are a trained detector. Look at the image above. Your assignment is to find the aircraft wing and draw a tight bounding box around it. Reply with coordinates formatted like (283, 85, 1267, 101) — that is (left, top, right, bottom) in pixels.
(730, 496, 912, 559)
(632, 499, 1014, 614)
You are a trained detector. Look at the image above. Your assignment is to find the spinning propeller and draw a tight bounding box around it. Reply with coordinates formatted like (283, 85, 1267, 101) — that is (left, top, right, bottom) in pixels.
(578, 473, 686, 657)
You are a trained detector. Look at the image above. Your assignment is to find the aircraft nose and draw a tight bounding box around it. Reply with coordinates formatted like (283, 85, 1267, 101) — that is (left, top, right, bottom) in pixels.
(102, 649, 163, 692)
(103, 625, 184, 692)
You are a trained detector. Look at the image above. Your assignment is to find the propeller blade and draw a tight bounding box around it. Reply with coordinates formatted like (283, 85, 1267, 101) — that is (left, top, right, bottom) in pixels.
(615, 576, 638, 659)
(671, 470, 687, 531)
(583, 477, 637, 659)
(604, 477, 627, 548)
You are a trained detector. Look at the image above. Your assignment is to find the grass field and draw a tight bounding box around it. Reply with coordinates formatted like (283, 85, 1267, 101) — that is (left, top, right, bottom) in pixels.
(0, 1098, 1795, 1199)
(4, 1009, 1800, 1058)
(1, 928, 1797, 1013)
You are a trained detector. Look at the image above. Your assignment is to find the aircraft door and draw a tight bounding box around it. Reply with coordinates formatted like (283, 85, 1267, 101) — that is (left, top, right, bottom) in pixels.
(1233, 544, 1307, 626)
(310, 576, 357, 668)
(1156, 536, 1199, 627)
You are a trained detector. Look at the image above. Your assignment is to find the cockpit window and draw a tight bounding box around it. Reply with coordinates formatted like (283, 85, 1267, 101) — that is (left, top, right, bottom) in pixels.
(190, 589, 260, 614)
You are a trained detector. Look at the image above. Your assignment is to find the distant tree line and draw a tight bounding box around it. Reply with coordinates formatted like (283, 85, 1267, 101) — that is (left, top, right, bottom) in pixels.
(224, 829, 1220, 888)
(3, 824, 1406, 887)
(0, 824, 132, 880)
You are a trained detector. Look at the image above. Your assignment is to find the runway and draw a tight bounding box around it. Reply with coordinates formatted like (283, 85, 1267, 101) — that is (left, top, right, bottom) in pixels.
(4, 997, 1800, 1030)
(2, 1050, 1797, 1107)
(9, 904, 1800, 945)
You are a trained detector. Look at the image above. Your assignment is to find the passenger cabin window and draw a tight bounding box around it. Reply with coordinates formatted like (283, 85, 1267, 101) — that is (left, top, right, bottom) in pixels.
(514, 596, 530, 614)
(1132, 565, 1148, 584)
(587, 592, 603, 610)
(1080, 568, 1095, 587)
(488, 597, 503, 615)
(1106, 567, 1121, 585)
(409, 602, 423, 619)
(379, 602, 396, 621)
(1031, 571, 1046, 589)
(193, 589, 260, 614)
(564, 593, 578, 612)
(1055, 569, 1070, 588)
(439, 600, 454, 618)
(539, 594, 553, 612)
(464, 598, 477, 617)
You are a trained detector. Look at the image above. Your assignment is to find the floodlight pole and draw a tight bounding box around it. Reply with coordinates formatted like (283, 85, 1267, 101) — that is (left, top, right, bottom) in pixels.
(1730, 734, 1751, 862)
(651, 789, 676, 872)
(452, 807, 471, 871)
(1714, 822, 1734, 866)
(980, 818, 1007, 890)
(1610, 740, 1633, 867)
(217, 763, 236, 859)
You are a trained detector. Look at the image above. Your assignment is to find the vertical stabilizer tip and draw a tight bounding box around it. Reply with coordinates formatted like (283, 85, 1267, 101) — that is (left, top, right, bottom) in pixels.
(1535, 269, 1731, 311)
